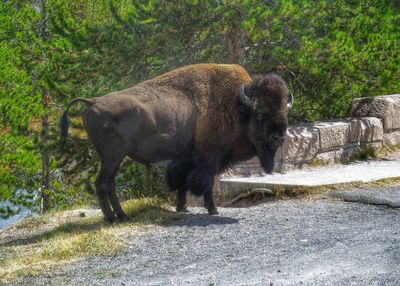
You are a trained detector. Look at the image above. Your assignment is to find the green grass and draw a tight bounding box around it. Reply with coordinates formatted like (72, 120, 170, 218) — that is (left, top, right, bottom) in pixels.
(0, 198, 180, 284)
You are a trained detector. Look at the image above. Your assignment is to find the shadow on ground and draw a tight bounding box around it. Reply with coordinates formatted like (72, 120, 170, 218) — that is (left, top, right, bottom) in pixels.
(166, 212, 239, 227)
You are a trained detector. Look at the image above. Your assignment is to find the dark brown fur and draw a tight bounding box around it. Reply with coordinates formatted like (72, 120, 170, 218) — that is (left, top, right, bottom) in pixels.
(60, 64, 289, 221)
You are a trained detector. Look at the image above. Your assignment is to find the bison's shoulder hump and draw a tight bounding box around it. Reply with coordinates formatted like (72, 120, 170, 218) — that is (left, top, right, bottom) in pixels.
(148, 63, 250, 82)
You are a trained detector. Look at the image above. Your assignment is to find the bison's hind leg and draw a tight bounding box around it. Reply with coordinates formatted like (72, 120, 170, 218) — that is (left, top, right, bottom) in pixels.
(95, 165, 116, 222)
(166, 160, 193, 212)
(84, 107, 128, 222)
(96, 155, 127, 222)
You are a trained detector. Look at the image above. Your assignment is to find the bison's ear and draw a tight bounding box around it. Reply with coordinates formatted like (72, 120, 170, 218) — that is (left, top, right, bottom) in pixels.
(287, 92, 293, 109)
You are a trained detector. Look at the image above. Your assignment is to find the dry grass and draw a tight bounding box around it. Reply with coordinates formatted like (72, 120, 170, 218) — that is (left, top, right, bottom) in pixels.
(0, 198, 179, 284)
(275, 176, 400, 201)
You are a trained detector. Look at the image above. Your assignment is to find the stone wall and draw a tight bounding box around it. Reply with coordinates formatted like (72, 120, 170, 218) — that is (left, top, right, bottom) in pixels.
(225, 94, 400, 176)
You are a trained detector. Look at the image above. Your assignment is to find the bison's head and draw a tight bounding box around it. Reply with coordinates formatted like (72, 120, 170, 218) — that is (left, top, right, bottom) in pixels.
(239, 74, 292, 174)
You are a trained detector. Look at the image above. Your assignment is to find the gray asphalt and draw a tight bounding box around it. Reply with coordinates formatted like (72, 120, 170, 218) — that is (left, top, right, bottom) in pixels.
(332, 188, 400, 208)
(16, 186, 400, 286)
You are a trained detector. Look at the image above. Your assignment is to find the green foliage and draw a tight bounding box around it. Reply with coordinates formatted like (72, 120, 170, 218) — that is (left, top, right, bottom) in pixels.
(1, 0, 400, 220)
(117, 162, 167, 201)
(244, 0, 400, 121)
(0, 0, 97, 217)
(0, 47, 42, 129)
(351, 145, 378, 161)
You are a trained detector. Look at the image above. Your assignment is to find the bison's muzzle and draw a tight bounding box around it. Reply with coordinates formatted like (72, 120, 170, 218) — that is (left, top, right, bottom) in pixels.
(258, 147, 278, 174)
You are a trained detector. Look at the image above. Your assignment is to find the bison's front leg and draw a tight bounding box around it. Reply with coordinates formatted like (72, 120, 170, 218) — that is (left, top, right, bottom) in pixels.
(203, 181, 219, 215)
(186, 168, 219, 215)
(166, 160, 193, 212)
(176, 188, 189, 212)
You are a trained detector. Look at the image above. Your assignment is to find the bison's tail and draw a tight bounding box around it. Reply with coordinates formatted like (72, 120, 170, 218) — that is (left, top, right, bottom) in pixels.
(60, 98, 95, 151)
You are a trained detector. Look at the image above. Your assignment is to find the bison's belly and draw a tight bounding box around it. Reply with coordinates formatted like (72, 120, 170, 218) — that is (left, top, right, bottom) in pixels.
(127, 133, 192, 163)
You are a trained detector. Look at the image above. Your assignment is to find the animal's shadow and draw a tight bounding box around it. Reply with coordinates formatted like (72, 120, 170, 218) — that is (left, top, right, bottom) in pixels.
(0, 216, 106, 248)
(166, 212, 239, 227)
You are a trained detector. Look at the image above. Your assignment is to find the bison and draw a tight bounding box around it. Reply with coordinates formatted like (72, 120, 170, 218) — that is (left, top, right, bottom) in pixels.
(60, 64, 291, 222)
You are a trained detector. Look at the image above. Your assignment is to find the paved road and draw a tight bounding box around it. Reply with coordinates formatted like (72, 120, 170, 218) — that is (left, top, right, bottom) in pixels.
(14, 186, 400, 286)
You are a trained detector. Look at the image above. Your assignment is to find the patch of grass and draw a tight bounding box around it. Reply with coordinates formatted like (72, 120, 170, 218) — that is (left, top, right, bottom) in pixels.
(307, 158, 323, 167)
(14, 215, 50, 229)
(0, 198, 179, 284)
(0, 217, 121, 283)
(122, 197, 179, 224)
(348, 145, 378, 162)
(360, 176, 400, 188)
(273, 176, 400, 201)
(359, 146, 377, 160)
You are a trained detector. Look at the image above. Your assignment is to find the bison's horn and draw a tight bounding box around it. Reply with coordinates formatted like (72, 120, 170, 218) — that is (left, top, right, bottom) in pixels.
(287, 92, 294, 109)
(239, 85, 253, 107)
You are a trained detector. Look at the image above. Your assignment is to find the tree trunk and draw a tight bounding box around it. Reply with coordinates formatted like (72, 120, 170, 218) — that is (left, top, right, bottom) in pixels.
(38, 0, 50, 212)
(41, 92, 50, 212)
(226, 27, 247, 64)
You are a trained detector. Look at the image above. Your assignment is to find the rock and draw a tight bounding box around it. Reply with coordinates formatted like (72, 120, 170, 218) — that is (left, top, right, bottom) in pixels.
(335, 146, 361, 162)
(223, 157, 263, 177)
(313, 120, 349, 150)
(277, 162, 295, 173)
(226, 151, 284, 176)
(281, 125, 320, 163)
(363, 141, 383, 152)
(315, 145, 366, 165)
(350, 94, 400, 131)
(315, 151, 337, 165)
(186, 193, 203, 207)
(383, 130, 400, 147)
(348, 117, 383, 143)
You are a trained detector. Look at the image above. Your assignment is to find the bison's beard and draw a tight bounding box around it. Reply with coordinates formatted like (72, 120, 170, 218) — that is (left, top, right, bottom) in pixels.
(258, 148, 277, 174)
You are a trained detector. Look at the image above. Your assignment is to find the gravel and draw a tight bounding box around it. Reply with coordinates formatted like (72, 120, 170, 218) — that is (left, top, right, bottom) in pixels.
(9, 186, 400, 286)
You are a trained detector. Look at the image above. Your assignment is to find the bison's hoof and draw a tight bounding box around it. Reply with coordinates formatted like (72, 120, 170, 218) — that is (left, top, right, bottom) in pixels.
(116, 212, 129, 222)
(176, 206, 189, 213)
(104, 216, 117, 224)
(208, 209, 219, 215)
